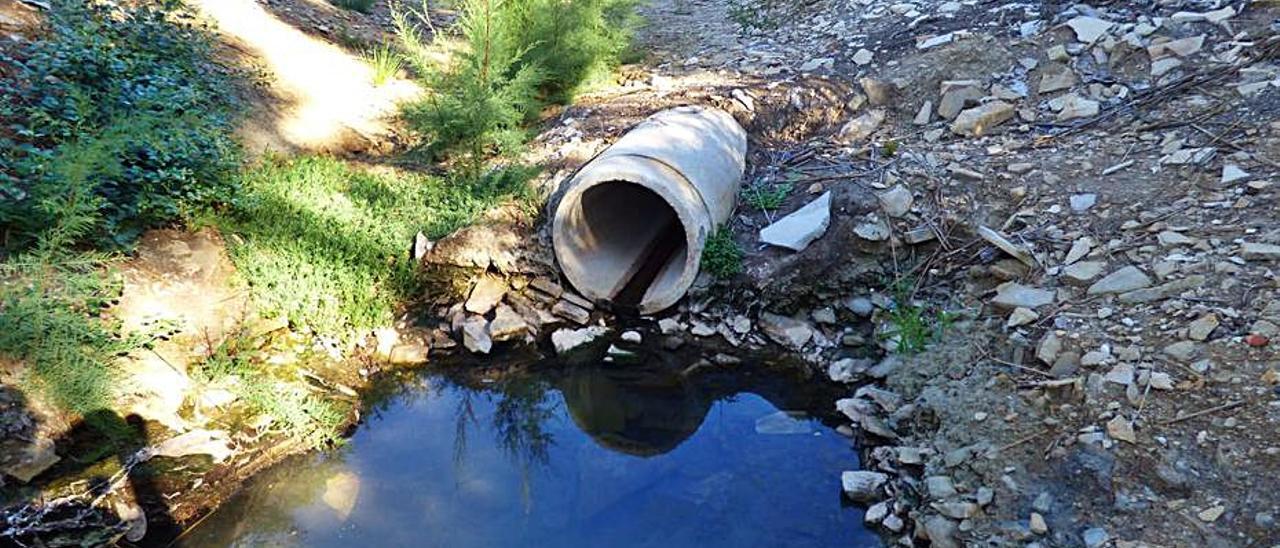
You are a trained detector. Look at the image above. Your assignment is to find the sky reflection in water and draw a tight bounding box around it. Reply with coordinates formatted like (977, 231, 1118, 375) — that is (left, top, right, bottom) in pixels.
(186, 358, 875, 548)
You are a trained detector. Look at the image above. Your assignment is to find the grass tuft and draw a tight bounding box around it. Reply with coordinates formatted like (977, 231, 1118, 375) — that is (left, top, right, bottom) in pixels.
(701, 227, 744, 280)
(882, 278, 954, 354)
(742, 181, 793, 212)
(365, 44, 405, 86)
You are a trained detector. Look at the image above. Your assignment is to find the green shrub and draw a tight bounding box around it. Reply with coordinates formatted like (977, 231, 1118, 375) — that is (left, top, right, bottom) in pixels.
(0, 132, 146, 418)
(395, 0, 639, 168)
(204, 156, 528, 337)
(701, 227, 744, 280)
(503, 0, 641, 104)
(332, 0, 376, 13)
(396, 0, 544, 171)
(0, 0, 241, 249)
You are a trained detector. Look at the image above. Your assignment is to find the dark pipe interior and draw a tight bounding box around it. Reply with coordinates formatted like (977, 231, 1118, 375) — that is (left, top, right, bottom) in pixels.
(579, 182, 687, 308)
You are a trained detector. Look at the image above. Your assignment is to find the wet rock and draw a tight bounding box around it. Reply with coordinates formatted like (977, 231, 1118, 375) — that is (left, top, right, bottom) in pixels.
(1087, 266, 1152, 295)
(841, 470, 889, 502)
(1082, 527, 1110, 548)
(759, 313, 814, 349)
(487, 304, 529, 342)
(760, 192, 831, 252)
(551, 326, 607, 355)
(865, 501, 889, 525)
(2, 438, 59, 483)
(461, 316, 492, 354)
(951, 101, 1015, 137)
(149, 429, 233, 463)
(828, 358, 870, 383)
(882, 514, 904, 532)
(552, 299, 592, 325)
(465, 275, 507, 315)
(620, 330, 642, 344)
(992, 282, 1055, 310)
(933, 501, 980, 519)
(923, 515, 961, 548)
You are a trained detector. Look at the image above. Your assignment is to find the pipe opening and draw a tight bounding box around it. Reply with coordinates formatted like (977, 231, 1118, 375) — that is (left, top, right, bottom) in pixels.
(569, 181, 690, 309)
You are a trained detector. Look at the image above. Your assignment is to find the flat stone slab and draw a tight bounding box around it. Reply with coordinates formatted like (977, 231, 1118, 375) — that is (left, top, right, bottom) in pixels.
(760, 192, 832, 252)
(1088, 266, 1153, 295)
(991, 282, 1055, 310)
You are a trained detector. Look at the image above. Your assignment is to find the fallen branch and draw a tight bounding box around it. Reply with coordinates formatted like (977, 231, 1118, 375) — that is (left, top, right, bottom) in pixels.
(1159, 400, 1245, 426)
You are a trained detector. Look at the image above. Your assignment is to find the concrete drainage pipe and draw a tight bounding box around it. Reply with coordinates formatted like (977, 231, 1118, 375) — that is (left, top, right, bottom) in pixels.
(552, 106, 748, 314)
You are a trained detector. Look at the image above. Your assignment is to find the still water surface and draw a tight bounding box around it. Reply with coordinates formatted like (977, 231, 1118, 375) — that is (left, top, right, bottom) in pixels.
(186, 353, 875, 547)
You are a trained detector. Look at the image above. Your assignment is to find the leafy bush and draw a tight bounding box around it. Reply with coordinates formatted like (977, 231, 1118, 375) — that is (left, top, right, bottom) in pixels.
(0, 0, 241, 249)
(701, 227, 744, 280)
(203, 156, 529, 337)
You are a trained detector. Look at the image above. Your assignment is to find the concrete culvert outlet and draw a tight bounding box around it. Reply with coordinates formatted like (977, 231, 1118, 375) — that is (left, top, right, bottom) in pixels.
(553, 106, 747, 314)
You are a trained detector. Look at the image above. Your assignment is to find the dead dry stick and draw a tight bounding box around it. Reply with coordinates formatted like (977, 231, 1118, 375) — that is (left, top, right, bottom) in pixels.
(989, 429, 1051, 456)
(988, 356, 1055, 378)
(1159, 400, 1245, 426)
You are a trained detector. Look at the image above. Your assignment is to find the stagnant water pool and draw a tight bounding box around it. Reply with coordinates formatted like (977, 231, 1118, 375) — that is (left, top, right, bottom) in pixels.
(183, 343, 876, 547)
